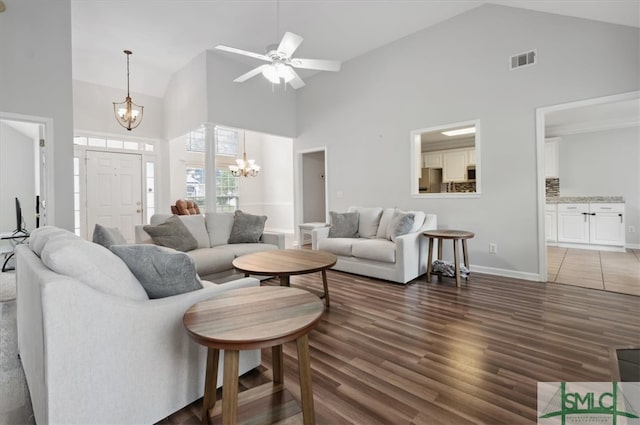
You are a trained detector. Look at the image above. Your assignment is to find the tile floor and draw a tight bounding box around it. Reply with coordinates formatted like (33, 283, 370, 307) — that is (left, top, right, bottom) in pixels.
(547, 246, 640, 296)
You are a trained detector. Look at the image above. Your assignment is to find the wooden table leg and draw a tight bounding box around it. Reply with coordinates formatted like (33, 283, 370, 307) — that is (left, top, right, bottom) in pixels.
(296, 334, 315, 425)
(280, 275, 290, 287)
(462, 239, 470, 279)
(426, 237, 434, 283)
(453, 239, 461, 287)
(321, 270, 330, 308)
(437, 238, 443, 260)
(272, 345, 284, 385)
(201, 348, 219, 425)
(222, 350, 239, 425)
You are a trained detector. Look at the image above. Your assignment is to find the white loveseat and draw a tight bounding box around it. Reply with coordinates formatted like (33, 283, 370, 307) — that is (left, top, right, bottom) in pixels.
(135, 212, 285, 282)
(312, 207, 437, 284)
(16, 227, 261, 425)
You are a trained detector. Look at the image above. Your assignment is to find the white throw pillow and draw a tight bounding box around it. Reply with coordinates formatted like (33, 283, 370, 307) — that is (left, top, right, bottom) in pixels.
(205, 212, 235, 246)
(178, 215, 210, 248)
(29, 226, 78, 256)
(348, 207, 383, 239)
(41, 238, 148, 300)
(376, 208, 397, 239)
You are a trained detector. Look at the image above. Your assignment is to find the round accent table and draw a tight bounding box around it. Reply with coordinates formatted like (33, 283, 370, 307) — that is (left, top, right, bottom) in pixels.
(423, 229, 475, 287)
(233, 249, 337, 307)
(183, 286, 324, 425)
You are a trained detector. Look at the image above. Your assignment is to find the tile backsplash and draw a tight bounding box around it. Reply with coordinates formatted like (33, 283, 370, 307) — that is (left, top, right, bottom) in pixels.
(546, 178, 559, 197)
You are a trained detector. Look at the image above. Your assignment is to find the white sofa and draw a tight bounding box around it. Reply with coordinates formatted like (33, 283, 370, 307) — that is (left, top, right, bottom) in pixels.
(312, 207, 437, 284)
(135, 213, 285, 282)
(16, 226, 261, 425)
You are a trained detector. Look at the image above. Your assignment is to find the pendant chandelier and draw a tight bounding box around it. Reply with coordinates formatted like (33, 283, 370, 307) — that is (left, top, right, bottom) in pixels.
(113, 50, 144, 131)
(229, 139, 260, 177)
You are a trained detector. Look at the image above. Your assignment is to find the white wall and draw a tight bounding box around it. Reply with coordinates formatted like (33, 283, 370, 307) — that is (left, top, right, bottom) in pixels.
(206, 51, 296, 138)
(295, 4, 640, 277)
(164, 52, 208, 141)
(73, 80, 165, 140)
(558, 126, 639, 245)
(0, 123, 35, 235)
(239, 131, 294, 233)
(0, 0, 74, 229)
(302, 151, 326, 223)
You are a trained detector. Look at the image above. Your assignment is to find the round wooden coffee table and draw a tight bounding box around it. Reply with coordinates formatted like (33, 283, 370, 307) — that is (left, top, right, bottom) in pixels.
(423, 229, 475, 287)
(183, 286, 324, 425)
(232, 249, 337, 307)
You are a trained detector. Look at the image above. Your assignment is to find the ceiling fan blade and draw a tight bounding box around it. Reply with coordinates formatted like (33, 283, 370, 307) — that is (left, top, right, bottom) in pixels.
(277, 32, 304, 57)
(290, 58, 341, 72)
(215, 45, 270, 62)
(233, 65, 268, 83)
(286, 68, 306, 89)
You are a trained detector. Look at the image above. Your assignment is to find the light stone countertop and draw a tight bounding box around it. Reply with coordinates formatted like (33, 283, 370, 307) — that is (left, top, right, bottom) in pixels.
(546, 196, 625, 204)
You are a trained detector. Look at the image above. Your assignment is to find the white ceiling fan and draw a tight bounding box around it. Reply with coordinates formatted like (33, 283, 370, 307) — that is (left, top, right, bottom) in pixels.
(215, 31, 341, 89)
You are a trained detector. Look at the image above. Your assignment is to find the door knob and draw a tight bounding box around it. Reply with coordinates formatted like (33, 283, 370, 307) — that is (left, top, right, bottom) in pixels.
(136, 209, 142, 213)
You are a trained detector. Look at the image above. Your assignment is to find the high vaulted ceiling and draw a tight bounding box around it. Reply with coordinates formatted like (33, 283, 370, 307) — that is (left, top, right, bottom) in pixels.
(71, 1, 640, 98)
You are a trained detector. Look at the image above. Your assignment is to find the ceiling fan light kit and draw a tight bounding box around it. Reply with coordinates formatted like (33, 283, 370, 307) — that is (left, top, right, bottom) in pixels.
(216, 31, 341, 89)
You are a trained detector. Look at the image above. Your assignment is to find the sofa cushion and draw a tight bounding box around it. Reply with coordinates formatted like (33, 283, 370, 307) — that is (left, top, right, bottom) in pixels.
(376, 208, 397, 239)
(187, 247, 236, 276)
(29, 226, 78, 256)
(177, 215, 210, 248)
(228, 210, 267, 244)
(216, 243, 278, 258)
(92, 224, 127, 248)
(143, 215, 198, 252)
(41, 238, 148, 300)
(399, 210, 426, 232)
(348, 207, 383, 239)
(385, 212, 415, 242)
(328, 211, 359, 238)
(205, 212, 235, 246)
(351, 239, 396, 263)
(317, 238, 354, 257)
(111, 244, 203, 299)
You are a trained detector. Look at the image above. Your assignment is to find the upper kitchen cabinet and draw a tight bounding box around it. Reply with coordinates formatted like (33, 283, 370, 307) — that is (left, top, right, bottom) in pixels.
(442, 150, 468, 182)
(411, 119, 480, 197)
(545, 137, 560, 178)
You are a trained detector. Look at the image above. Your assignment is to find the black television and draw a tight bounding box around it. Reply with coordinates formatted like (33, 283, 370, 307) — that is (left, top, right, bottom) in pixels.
(14, 197, 27, 235)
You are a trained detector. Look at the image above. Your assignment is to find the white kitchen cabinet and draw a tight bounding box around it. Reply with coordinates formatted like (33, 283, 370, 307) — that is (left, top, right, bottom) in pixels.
(557, 202, 625, 247)
(423, 153, 443, 168)
(557, 203, 589, 244)
(589, 203, 625, 246)
(442, 150, 467, 182)
(545, 204, 557, 243)
(545, 138, 560, 178)
(466, 149, 476, 166)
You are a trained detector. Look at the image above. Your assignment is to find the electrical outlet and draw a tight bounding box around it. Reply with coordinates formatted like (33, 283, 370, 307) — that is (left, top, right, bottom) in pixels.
(337, 191, 344, 199)
(630, 225, 636, 233)
(489, 243, 497, 254)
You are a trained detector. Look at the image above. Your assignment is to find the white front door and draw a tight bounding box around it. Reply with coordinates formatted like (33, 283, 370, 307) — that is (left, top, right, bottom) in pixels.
(86, 150, 142, 242)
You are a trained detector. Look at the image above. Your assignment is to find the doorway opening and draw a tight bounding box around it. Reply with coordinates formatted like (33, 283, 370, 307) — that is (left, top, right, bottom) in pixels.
(297, 148, 328, 246)
(536, 90, 640, 293)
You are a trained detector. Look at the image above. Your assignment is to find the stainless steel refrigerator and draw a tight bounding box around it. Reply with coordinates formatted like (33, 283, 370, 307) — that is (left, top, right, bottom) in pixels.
(419, 168, 443, 193)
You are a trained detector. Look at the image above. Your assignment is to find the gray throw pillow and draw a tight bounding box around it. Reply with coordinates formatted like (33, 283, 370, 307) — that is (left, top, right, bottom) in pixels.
(328, 211, 359, 238)
(143, 215, 198, 252)
(92, 223, 127, 248)
(228, 210, 267, 244)
(386, 212, 415, 242)
(110, 244, 203, 299)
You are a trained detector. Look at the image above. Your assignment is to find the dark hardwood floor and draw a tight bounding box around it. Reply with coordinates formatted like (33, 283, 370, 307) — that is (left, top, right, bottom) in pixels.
(158, 271, 640, 425)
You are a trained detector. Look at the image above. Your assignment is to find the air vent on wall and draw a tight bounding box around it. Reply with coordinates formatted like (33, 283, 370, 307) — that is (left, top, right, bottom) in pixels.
(510, 49, 536, 70)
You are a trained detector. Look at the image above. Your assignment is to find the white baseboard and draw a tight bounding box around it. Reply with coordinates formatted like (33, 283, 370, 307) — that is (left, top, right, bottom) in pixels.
(470, 265, 542, 282)
(626, 243, 640, 249)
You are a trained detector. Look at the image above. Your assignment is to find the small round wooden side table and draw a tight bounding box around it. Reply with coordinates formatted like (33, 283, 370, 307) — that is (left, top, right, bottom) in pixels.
(423, 229, 475, 287)
(183, 286, 324, 425)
